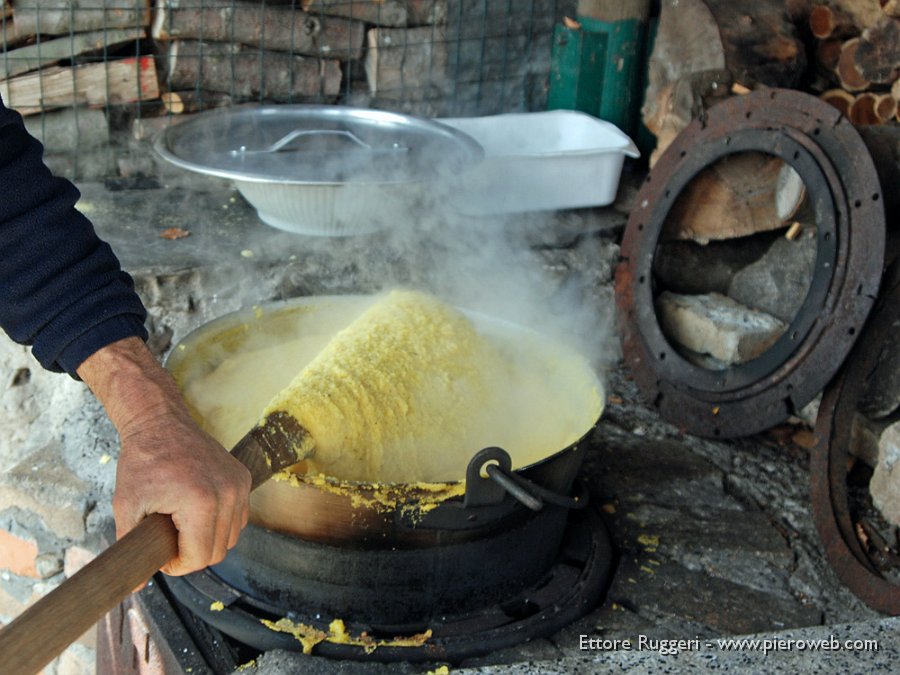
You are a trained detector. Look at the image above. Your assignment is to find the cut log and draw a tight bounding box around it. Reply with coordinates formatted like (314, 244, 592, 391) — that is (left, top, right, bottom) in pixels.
(163, 40, 341, 101)
(13, 0, 150, 39)
(577, 0, 652, 21)
(645, 71, 732, 168)
(152, 0, 365, 61)
(775, 163, 807, 222)
(854, 17, 900, 83)
(849, 91, 881, 124)
(406, 0, 447, 26)
(837, 37, 872, 90)
(23, 107, 108, 152)
(160, 90, 233, 115)
(0, 28, 146, 80)
(662, 153, 797, 244)
(364, 27, 447, 100)
(643, 0, 805, 163)
(821, 87, 856, 115)
(881, 0, 900, 18)
(875, 92, 898, 121)
(893, 78, 900, 120)
(131, 114, 184, 142)
(816, 38, 844, 71)
(786, 0, 885, 29)
(302, 0, 408, 28)
(809, 4, 859, 38)
(0, 56, 159, 115)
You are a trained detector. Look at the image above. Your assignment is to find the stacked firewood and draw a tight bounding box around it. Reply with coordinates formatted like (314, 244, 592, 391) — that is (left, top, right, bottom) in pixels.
(797, 1, 900, 125)
(0, 1, 448, 178)
(0, 1, 156, 115)
(0, 1, 158, 178)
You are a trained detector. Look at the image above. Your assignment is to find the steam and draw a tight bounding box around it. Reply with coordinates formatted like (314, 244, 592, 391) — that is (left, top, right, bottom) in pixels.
(149, 118, 619, 385)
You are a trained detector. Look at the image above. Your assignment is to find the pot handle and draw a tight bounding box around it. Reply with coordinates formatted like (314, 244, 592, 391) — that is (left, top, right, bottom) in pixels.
(465, 447, 589, 511)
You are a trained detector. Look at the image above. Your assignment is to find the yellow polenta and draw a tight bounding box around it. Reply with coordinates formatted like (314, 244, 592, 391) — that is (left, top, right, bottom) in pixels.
(262, 289, 505, 482)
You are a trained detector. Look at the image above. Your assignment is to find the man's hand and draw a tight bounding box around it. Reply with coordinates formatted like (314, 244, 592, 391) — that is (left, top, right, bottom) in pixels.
(77, 336, 251, 576)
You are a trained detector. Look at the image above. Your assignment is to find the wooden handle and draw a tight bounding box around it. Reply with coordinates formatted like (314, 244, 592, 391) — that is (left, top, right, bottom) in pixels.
(0, 412, 313, 674)
(0, 513, 177, 675)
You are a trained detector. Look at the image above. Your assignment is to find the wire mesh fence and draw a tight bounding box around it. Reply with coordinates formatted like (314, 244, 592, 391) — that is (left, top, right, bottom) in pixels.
(0, 1, 570, 181)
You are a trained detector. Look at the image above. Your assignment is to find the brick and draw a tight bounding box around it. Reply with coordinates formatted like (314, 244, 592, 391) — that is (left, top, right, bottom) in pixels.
(0, 527, 39, 577)
(0, 444, 91, 540)
(64, 545, 97, 578)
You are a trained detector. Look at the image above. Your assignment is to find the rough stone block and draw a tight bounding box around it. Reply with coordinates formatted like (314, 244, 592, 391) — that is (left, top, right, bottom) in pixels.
(871, 421, 900, 525)
(55, 642, 96, 675)
(859, 319, 900, 420)
(851, 412, 882, 467)
(0, 583, 31, 622)
(655, 291, 786, 365)
(0, 444, 91, 540)
(727, 230, 817, 323)
(0, 338, 89, 471)
(653, 236, 772, 296)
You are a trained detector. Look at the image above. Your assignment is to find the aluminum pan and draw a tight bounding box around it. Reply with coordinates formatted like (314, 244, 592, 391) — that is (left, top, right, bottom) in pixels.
(154, 104, 483, 185)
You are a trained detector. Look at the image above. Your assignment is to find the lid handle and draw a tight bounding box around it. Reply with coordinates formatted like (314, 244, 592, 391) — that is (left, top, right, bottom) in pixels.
(231, 129, 408, 155)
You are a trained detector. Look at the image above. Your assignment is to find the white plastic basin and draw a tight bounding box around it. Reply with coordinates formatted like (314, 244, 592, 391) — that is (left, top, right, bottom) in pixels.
(440, 110, 639, 215)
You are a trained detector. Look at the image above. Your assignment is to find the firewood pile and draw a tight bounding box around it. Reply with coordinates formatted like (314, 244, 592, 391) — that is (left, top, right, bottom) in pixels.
(0, 1, 452, 180)
(638, 0, 900, 378)
(799, 0, 900, 125)
(643, 0, 900, 165)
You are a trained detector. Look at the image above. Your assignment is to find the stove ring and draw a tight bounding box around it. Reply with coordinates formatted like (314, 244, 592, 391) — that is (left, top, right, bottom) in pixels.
(615, 88, 885, 438)
(162, 503, 614, 663)
(811, 261, 900, 614)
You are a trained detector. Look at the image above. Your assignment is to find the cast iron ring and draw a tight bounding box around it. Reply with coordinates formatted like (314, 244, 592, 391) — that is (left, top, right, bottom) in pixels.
(615, 88, 885, 438)
(811, 262, 900, 614)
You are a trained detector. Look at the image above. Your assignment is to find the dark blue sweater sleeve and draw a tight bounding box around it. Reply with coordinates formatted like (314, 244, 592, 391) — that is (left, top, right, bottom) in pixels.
(0, 96, 148, 377)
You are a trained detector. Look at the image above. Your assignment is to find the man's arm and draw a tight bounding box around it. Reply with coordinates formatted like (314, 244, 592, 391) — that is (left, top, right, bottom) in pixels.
(77, 337, 250, 575)
(0, 95, 250, 575)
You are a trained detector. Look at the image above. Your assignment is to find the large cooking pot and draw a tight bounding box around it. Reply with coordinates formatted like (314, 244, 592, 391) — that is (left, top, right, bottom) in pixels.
(166, 294, 604, 624)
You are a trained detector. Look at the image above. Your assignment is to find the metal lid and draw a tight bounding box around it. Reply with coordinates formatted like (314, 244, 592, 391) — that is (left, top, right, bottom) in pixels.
(154, 105, 483, 186)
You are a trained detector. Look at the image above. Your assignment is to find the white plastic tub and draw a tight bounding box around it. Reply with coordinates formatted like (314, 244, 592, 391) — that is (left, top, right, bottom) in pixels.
(439, 110, 639, 216)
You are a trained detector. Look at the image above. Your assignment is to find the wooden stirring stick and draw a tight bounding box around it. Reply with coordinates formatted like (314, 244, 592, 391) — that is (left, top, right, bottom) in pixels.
(0, 411, 311, 675)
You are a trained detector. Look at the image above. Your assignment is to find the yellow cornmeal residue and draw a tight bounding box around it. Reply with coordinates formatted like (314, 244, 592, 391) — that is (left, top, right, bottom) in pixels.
(637, 534, 660, 550)
(427, 667, 450, 675)
(209, 601, 225, 611)
(262, 617, 432, 655)
(235, 660, 256, 671)
(271, 470, 466, 514)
